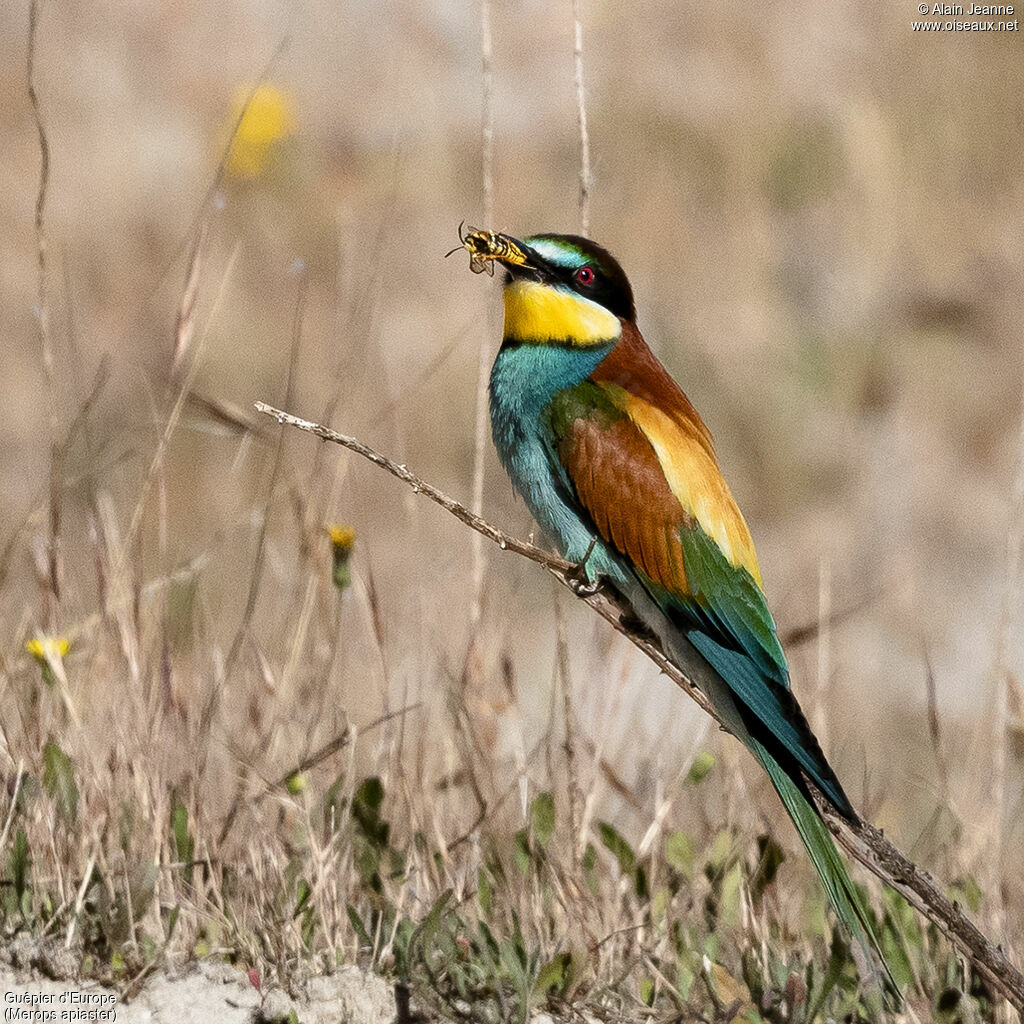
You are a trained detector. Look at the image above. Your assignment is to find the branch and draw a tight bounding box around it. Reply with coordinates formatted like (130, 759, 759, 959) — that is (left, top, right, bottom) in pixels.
(254, 400, 1024, 1013)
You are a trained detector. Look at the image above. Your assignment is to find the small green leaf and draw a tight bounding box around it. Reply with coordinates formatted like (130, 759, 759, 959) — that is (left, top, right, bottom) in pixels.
(355, 776, 384, 811)
(640, 976, 655, 1006)
(294, 878, 312, 917)
(411, 888, 452, 959)
(347, 905, 372, 948)
(804, 932, 849, 1020)
(949, 874, 983, 915)
(650, 886, 671, 925)
(322, 774, 346, 836)
(391, 917, 416, 979)
(665, 830, 695, 879)
(705, 829, 735, 876)
(514, 829, 531, 876)
(478, 866, 492, 916)
(880, 912, 916, 991)
(686, 751, 715, 785)
(532, 952, 569, 1002)
(597, 821, 635, 875)
(749, 833, 785, 902)
(741, 947, 766, 1010)
(531, 792, 556, 847)
(301, 905, 318, 949)
(10, 827, 29, 902)
(719, 862, 744, 927)
(582, 842, 599, 894)
(42, 741, 78, 825)
(477, 919, 499, 958)
(676, 957, 696, 1002)
(171, 803, 194, 884)
(352, 776, 391, 889)
(634, 863, 649, 901)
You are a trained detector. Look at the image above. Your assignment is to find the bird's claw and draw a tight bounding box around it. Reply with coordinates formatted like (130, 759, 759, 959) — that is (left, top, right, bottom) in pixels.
(566, 538, 602, 597)
(568, 573, 603, 598)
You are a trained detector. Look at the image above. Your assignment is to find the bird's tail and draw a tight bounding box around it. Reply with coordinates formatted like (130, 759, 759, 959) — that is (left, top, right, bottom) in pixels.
(752, 739, 899, 1002)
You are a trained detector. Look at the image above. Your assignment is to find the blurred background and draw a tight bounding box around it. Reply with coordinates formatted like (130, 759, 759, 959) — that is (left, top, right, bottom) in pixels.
(1, 0, 1023, 970)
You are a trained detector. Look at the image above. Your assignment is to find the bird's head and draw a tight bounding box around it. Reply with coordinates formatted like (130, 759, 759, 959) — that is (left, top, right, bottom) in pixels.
(455, 227, 635, 347)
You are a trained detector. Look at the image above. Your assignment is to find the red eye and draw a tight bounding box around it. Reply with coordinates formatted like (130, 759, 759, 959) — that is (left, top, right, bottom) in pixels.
(575, 265, 595, 286)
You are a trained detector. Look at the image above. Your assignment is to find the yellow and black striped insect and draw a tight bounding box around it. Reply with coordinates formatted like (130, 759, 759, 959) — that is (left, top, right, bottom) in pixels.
(445, 222, 533, 276)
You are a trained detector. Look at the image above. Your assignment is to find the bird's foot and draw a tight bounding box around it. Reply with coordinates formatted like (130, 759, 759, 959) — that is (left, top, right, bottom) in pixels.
(565, 538, 602, 598)
(568, 574, 603, 598)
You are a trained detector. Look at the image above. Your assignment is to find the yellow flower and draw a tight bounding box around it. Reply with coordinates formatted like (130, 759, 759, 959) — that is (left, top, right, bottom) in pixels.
(25, 636, 70, 663)
(26, 635, 71, 689)
(224, 83, 295, 180)
(327, 524, 356, 592)
(327, 525, 356, 552)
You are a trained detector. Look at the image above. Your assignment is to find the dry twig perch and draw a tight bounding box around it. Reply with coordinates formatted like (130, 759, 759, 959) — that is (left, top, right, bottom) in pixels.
(255, 400, 1024, 1014)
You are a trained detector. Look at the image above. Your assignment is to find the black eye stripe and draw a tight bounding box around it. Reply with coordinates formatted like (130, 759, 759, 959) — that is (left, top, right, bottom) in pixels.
(522, 234, 635, 320)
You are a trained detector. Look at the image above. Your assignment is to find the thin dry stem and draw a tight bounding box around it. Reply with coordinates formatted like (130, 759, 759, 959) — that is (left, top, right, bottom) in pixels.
(161, 217, 211, 560)
(64, 849, 97, 950)
(0, 761, 25, 851)
(120, 245, 240, 570)
(27, 0, 61, 624)
(468, 0, 497, 631)
(479, 0, 495, 235)
(214, 272, 307, 738)
(988, 395, 1024, 935)
(572, 0, 592, 236)
(923, 649, 951, 811)
(255, 399, 1024, 1013)
(553, 586, 581, 852)
(171, 218, 210, 383)
(27, 0, 51, 385)
(813, 556, 831, 748)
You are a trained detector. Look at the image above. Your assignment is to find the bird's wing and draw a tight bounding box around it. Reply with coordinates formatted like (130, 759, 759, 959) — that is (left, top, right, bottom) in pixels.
(546, 378, 786, 679)
(545, 375, 894, 994)
(545, 379, 852, 815)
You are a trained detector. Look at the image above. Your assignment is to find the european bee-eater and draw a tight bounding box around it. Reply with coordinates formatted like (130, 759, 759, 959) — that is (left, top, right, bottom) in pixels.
(462, 227, 894, 991)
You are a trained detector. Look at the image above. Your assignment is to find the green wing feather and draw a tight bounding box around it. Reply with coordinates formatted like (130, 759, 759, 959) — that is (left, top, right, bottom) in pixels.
(677, 524, 788, 685)
(687, 631, 851, 814)
(677, 527, 897, 1001)
(754, 739, 899, 1002)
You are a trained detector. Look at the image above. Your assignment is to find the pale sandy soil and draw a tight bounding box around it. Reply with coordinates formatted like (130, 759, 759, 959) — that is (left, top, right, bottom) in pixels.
(0, 957, 396, 1024)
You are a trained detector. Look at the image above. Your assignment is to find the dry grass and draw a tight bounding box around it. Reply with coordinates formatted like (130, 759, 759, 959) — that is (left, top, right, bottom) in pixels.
(1, 0, 1023, 1019)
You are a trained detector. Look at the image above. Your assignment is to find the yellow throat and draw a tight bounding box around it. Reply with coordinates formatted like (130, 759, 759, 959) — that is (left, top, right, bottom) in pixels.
(502, 279, 622, 347)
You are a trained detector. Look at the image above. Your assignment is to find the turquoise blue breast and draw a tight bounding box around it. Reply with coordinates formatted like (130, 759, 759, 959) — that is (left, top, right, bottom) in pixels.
(488, 342, 613, 560)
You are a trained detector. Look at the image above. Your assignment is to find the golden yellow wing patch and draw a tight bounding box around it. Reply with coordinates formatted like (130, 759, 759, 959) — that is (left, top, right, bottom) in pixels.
(615, 390, 762, 585)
